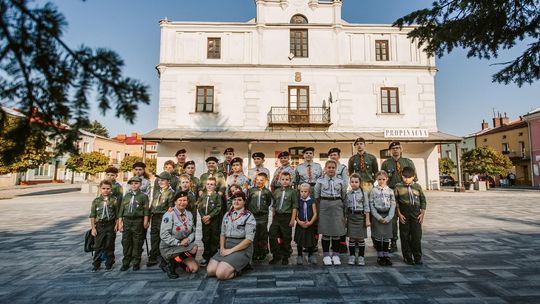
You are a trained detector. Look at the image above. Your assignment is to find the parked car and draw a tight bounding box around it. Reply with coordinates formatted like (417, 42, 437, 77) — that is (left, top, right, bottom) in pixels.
(439, 175, 456, 186)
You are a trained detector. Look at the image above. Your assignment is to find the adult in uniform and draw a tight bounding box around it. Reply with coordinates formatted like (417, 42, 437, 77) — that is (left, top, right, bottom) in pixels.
(199, 156, 227, 197)
(174, 149, 187, 176)
(295, 147, 323, 192)
(348, 137, 379, 192)
(380, 141, 417, 252)
(160, 191, 199, 279)
(207, 191, 256, 280)
(218, 147, 235, 176)
(270, 151, 296, 192)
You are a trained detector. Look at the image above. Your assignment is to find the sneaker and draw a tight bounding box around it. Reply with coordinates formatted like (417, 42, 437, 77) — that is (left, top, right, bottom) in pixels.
(332, 255, 341, 265)
(282, 258, 289, 265)
(357, 256, 365, 266)
(323, 256, 332, 266)
(309, 255, 317, 265)
(120, 265, 129, 271)
(269, 257, 282, 265)
(348, 256, 356, 265)
(200, 259, 208, 267)
(132, 264, 140, 271)
(296, 256, 304, 265)
(91, 265, 100, 272)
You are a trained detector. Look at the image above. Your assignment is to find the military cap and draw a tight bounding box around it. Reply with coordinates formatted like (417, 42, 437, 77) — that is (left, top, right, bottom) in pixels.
(231, 157, 243, 165)
(132, 161, 146, 169)
(105, 166, 119, 174)
(183, 160, 195, 169)
(173, 191, 189, 201)
(353, 137, 366, 145)
(389, 141, 401, 149)
(328, 147, 341, 155)
(230, 191, 246, 201)
(175, 149, 187, 156)
(157, 171, 172, 180)
(302, 147, 315, 154)
(127, 176, 142, 184)
(205, 156, 219, 163)
(278, 151, 290, 158)
(224, 147, 234, 154)
(252, 152, 265, 159)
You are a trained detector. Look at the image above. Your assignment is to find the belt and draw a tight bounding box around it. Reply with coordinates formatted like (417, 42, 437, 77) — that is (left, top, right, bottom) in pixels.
(123, 216, 143, 220)
(321, 197, 341, 200)
(96, 220, 115, 225)
(348, 208, 364, 214)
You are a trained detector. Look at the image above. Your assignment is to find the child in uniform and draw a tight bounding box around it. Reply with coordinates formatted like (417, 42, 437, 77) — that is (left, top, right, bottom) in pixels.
(345, 173, 370, 266)
(89, 180, 120, 272)
(183, 160, 200, 201)
(294, 183, 317, 265)
(248, 152, 270, 187)
(370, 170, 396, 266)
(118, 176, 150, 271)
(104, 166, 123, 204)
(198, 177, 223, 266)
(271, 151, 296, 192)
(226, 157, 250, 195)
(395, 167, 426, 265)
(219, 147, 235, 176)
(178, 174, 198, 225)
(226, 184, 242, 210)
(269, 172, 298, 265)
(147, 172, 175, 267)
(154, 160, 179, 192)
(247, 173, 273, 261)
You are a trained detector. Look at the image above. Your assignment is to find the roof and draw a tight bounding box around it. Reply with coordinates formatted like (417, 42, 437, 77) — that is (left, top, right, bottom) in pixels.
(477, 120, 528, 136)
(79, 129, 123, 143)
(141, 129, 461, 143)
(112, 134, 157, 145)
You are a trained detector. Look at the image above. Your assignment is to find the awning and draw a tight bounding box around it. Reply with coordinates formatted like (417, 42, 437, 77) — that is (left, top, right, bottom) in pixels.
(141, 129, 461, 144)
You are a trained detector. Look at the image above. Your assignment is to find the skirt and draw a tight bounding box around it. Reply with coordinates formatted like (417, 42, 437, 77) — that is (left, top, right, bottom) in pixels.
(370, 213, 393, 241)
(160, 241, 196, 260)
(294, 224, 317, 248)
(318, 199, 346, 236)
(211, 237, 253, 272)
(347, 212, 367, 239)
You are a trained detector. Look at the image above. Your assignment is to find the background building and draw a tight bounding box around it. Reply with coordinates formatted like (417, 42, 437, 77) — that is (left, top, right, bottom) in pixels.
(113, 132, 158, 159)
(523, 108, 540, 187)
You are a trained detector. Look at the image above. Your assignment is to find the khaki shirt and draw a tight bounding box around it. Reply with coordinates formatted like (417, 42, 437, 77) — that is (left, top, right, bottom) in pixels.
(348, 152, 379, 183)
(314, 175, 347, 200)
(150, 187, 175, 214)
(221, 208, 256, 241)
(272, 187, 298, 214)
(119, 190, 150, 218)
(345, 189, 370, 212)
(295, 161, 323, 185)
(160, 208, 195, 247)
(89, 195, 119, 222)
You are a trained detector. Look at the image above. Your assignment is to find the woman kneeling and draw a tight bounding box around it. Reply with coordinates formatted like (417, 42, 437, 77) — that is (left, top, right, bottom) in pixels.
(207, 192, 256, 280)
(160, 191, 199, 279)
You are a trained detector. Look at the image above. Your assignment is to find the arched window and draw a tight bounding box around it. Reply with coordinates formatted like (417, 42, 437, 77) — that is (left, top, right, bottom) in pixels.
(290, 14, 308, 24)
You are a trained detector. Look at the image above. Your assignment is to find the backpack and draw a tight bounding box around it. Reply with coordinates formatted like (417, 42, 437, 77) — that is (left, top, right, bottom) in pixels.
(84, 229, 95, 254)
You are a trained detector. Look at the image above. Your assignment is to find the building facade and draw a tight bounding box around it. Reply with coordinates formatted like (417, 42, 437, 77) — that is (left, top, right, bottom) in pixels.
(524, 108, 540, 187)
(113, 132, 158, 159)
(143, 0, 460, 188)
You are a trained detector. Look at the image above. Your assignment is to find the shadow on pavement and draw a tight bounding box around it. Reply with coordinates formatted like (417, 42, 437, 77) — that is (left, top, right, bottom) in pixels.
(18, 187, 81, 197)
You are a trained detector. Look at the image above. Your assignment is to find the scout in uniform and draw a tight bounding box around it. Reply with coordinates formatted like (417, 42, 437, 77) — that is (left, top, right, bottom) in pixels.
(226, 157, 250, 195)
(174, 149, 187, 176)
(226, 184, 242, 211)
(198, 177, 223, 266)
(294, 183, 318, 265)
(381, 141, 417, 252)
(218, 147, 235, 176)
(199, 156, 227, 197)
(348, 137, 379, 192)
(118, 176, 150, 271)
(395, 167, 426, 265)
(295, 147, 323, 192)
(183, 160, 200, 200)
(207, 191, 257, 280)
(247, 152, 270, 187)
(270, 151, 297, 192)
(89, 180, 120, 272)
(133, 161, 151, 196)
(315, 160, 347, 266)
(370, 170, 396, 266)
(160, 191, 199, 279)
(247, 173, 273, 261)
(269, 172, 298, 265)
(146, 172, 176, 267)
(154, 160, 180, 193)
(104, 166, 123, 204)
(345, 173, 370, 266)
(178, 174, 198, 225)
(327, 148, 349, 254)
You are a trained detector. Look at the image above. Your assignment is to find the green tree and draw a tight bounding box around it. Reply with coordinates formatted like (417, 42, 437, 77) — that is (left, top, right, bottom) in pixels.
(66, 151, 109, 180)
(84, 120, 109, 137)
(0, 0, 150, 164)
(439, 157, 455, 175)
(394, 0, 540, 86)
(146, 158, 157, 175)
(0, 114, 51, 175)
(461, 146, 512, 177)
(120, 155, 142, 173)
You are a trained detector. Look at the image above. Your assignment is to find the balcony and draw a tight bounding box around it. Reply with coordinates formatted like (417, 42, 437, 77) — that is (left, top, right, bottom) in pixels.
(506, 150, 530, 160)
(267, 107, 332, 128)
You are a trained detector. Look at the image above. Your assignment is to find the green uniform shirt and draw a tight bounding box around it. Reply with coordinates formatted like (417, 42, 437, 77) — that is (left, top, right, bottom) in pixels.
(199, 171, 227, 194)
(272, 187, 298, 214)
(119, 190, 150, 218)
(150, 187, 175, 214)
(348, 152, 379, 183)
(89, 195, 119, 222)
(218, 161, 233, 176)
(198, 192, 222, 219)
(153, 174, 179, 193)
(247, 187, 273, 216)
(189, 175, 200, 199)
(174, 162, 185, 176)
(394, 182, 427, 212)
(381, 157, 417, 189)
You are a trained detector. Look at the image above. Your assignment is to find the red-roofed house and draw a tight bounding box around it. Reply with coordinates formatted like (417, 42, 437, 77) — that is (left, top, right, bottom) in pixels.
(113, 132, 157, 159)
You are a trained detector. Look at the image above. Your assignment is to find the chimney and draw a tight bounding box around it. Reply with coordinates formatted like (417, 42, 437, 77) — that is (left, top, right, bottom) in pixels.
(493, 113, 501, 128)
(481, 119, 489, 130)
(501, 112, 509, 126)
(131, 132, 138, 138)
(116, 134, 126, 141)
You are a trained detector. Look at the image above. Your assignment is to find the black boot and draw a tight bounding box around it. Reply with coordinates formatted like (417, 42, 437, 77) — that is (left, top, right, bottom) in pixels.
(166, 259, 179, 279)
(158, 256, 167, 273)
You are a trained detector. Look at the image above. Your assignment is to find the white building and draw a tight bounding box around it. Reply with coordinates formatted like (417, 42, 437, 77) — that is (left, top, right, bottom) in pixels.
(143, 0, 460, 188)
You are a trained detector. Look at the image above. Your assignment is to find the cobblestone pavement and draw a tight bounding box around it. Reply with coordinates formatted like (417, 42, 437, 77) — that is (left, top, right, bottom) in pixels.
(0, 189, 539, 303)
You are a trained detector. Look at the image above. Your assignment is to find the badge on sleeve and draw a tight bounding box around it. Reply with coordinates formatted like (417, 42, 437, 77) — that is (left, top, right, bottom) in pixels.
(163, 217, 169, 223)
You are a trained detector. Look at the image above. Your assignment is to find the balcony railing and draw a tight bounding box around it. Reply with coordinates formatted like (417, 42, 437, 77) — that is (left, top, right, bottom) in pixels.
(506, 150, 529, 160)
(268, 107, 331, 127)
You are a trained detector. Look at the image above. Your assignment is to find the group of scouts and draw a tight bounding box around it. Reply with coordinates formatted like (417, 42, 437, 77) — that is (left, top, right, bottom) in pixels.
(89, 139, 427, 280)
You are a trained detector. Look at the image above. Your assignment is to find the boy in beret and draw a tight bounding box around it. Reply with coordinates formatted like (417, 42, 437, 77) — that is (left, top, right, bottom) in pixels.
(183, 160, 200, 200)
(104, 166, 123, 204)
(132, 161, 151, 196)
(219, 147, 235, 176)
(348, 137, 379, 193)
(295, 147, 323, 192)
(248, 152, 270, 187)
(199, 156, 227, 197)
(174, 149, 187, 176)
(226, 157, 250, 195)
(271, 151, 296, 192)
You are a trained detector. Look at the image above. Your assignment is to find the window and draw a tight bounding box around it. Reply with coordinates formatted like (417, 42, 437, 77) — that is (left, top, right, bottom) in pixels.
(502, 143, 510, 154)
(288, 86, 309, 110)
(290, 30, 308, 57)
(290, 14, 308, 24)
(83, 142, 89, 153)
(375, 40, 389, 61)
(34, 165, 50, 176)
(207, 38, 221, 59)
(98, 148, 104, 154)
(380, 88, 399, 113)
(196, 86, 214, 112)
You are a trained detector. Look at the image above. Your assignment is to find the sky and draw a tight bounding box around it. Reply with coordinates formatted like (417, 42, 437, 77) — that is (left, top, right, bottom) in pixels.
(48, 0, 540, 137)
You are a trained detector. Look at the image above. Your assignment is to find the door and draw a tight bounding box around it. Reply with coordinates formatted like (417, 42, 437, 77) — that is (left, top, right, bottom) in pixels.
(288, 86, 309, 124)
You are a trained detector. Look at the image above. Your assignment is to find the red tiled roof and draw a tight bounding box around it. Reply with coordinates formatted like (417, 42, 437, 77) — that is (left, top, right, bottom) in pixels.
(478, 120, 527, 136)
(113, 135, 156, 145)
